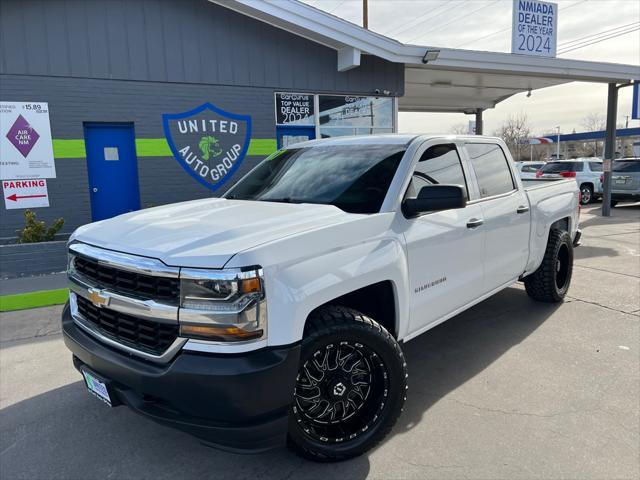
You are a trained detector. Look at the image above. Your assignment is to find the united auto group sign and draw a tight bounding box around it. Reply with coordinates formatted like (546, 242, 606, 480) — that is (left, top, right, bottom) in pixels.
(163, 103, 251, 191)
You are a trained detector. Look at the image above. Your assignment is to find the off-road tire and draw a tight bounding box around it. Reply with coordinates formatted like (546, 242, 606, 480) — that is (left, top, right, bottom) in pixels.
(287, 306, 407, 462)
(524, 229, 573, 302)
(579, 184, 593, 205)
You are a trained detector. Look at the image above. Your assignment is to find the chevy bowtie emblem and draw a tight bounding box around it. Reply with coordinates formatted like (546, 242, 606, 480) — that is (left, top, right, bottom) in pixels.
(87, 289, 110, 308)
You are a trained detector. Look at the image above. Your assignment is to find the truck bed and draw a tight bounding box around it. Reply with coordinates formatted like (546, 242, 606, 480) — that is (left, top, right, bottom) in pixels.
(521, 178, 573, 190)
(522, 177, 579, 276)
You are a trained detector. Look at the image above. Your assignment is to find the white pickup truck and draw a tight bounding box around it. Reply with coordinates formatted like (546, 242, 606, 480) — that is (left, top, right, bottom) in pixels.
(62, 135, 581, 462)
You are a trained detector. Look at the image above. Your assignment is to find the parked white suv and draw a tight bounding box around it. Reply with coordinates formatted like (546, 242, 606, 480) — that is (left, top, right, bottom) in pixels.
(63, 135, 580, 462)
(515, 161, 546, 180)
(537, 158, 603, 204)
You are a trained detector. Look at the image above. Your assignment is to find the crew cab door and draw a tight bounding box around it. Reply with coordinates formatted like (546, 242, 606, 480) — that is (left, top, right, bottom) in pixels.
(401, 142, 485, 336)
(463, 142, 530, 292)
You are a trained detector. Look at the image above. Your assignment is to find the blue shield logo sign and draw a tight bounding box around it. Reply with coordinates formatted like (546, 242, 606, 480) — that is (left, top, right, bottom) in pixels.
(162, 103, 251, 191)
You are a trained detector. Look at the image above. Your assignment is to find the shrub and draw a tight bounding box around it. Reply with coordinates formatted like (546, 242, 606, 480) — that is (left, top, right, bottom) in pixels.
(16, 210, 64, 243)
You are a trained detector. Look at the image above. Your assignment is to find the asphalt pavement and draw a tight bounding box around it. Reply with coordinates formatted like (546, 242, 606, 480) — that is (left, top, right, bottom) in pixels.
(1, 204, 638, 480)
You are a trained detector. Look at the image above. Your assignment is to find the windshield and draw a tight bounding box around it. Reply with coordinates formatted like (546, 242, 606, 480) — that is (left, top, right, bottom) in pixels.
(225, 145, 406, 214)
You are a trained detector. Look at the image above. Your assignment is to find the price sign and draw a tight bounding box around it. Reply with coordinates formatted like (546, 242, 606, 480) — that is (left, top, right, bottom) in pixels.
(0, 102, 56, 180)
(511, 0, 558, 58)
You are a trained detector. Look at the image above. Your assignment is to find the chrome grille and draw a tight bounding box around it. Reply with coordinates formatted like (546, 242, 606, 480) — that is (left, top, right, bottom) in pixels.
(73, 253, 179, 304)
(76, 295, 179, 355)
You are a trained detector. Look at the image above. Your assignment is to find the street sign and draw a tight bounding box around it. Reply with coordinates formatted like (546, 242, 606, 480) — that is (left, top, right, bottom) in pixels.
(0, 102, 56, 180)
(2, 179, 50, 209)
(633, 82, 639, 120)
(511, 0, 558, 58)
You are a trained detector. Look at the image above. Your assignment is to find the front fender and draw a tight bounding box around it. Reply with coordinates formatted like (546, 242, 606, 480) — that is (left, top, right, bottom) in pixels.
(226, 215, 409, 346)
(269, 238, 408, 345)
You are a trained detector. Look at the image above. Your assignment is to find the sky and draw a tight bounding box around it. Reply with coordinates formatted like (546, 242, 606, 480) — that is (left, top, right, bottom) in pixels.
(301, 0, 640, 136)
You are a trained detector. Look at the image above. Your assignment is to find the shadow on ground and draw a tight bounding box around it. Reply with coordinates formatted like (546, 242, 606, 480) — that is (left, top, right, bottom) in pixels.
(579, 203, 640, 229)
(0, 287, 560, 480)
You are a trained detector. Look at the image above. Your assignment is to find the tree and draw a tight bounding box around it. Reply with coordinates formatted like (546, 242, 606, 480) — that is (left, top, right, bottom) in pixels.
(494, 113, 531, 161)
(581, 112, 606, 132)
(449, 123, 469, 135)
(580, 113, 606, 157)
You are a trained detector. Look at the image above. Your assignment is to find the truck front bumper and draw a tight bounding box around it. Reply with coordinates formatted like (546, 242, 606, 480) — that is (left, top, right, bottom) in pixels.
(61, 303, 300, 453)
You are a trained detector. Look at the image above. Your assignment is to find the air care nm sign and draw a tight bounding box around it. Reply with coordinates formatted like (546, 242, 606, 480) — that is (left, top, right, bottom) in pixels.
(511, 0, 558, 57)
(163, 103, 251, 191)
(0, 102, 56, 180)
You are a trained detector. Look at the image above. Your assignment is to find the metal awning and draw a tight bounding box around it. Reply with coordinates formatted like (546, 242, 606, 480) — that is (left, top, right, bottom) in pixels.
(212, 0, 640, 113)
(400, 48, 640, 112)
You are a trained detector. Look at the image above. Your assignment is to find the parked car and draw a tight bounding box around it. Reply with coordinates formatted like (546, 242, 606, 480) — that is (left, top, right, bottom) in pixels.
(62, 135, 581, 462)
(537, 158, 603, 204)
(514, 161, 546, 179)
(604, 158, 640, 207)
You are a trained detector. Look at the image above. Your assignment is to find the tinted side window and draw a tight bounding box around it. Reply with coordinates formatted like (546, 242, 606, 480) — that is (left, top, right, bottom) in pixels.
(572, 162, 584, 172)
(406, 144, 468, 198)
(613, 161, 640, 172)
(466, 143, 515, 198)
(521, 164, 541, 173)
(589, 162, 602, 172)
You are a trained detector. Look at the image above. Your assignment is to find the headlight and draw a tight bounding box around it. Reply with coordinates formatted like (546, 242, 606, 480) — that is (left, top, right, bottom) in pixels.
(179, 267, 266, 342)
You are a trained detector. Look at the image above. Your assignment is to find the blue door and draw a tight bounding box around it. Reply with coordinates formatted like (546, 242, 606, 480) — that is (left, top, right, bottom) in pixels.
(84, 123, 141, 221)
(276, 126, 316, 149)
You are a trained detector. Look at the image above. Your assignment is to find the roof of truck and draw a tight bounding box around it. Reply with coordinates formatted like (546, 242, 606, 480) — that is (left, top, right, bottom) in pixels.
(286, 133, 507, 149)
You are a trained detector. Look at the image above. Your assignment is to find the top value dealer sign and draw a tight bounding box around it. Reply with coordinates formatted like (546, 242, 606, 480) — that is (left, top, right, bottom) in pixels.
(0, 102, 56, 180)
(511, 0, 558, 58)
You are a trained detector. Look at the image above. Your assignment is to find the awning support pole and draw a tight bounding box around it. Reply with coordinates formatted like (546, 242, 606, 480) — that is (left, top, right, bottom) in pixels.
(475, 109, 483, 135)
(602, 83, 618, 217)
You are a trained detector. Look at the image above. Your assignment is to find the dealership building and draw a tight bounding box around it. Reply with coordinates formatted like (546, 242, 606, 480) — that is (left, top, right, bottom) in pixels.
(0, 0, 638, 255)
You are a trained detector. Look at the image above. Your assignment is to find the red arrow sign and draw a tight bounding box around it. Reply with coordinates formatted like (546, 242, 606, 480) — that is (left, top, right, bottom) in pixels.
(6, 193, 47, 201)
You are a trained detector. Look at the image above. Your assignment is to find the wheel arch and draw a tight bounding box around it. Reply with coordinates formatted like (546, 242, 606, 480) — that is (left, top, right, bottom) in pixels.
(550, 216, 570, 233)
(524, 215, 572, 277)
(304, 280, 399, 339)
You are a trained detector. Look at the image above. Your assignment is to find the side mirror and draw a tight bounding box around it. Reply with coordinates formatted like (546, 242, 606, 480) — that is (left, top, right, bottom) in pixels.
(402, 185, 467, 217)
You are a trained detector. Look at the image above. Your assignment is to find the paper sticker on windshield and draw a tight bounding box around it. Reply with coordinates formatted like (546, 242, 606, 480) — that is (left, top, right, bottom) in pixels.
(163, 103, 251, 191)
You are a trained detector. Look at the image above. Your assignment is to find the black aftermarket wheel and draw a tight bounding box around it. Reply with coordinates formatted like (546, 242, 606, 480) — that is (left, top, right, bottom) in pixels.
(524, 229, 574, 303)
(287, 306, 407, 462)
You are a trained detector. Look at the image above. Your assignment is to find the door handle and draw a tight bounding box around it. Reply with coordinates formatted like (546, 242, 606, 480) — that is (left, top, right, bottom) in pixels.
(92, 187, 98, 193)
(466, 218, 484, 229)
(516, 205, 529, 214)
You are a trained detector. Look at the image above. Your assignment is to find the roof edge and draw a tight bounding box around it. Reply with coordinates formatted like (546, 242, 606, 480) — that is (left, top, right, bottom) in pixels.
(210, 0, 640, 83)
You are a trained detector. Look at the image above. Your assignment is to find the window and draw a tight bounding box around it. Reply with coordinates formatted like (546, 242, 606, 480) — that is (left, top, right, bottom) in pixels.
(521, 163, 543, 173)
(466, 143, 515, 198)
(541, 162, 584, 173)
(589, 162, 603, 172)
(613, 160, 640, 172)
(405, 144, 467, 198)
(226, 145, 405, 214)
(318, 95, 393, 139)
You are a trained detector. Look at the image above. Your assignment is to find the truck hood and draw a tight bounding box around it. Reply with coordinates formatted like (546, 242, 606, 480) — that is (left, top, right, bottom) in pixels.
(72, 198, 356, 268)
